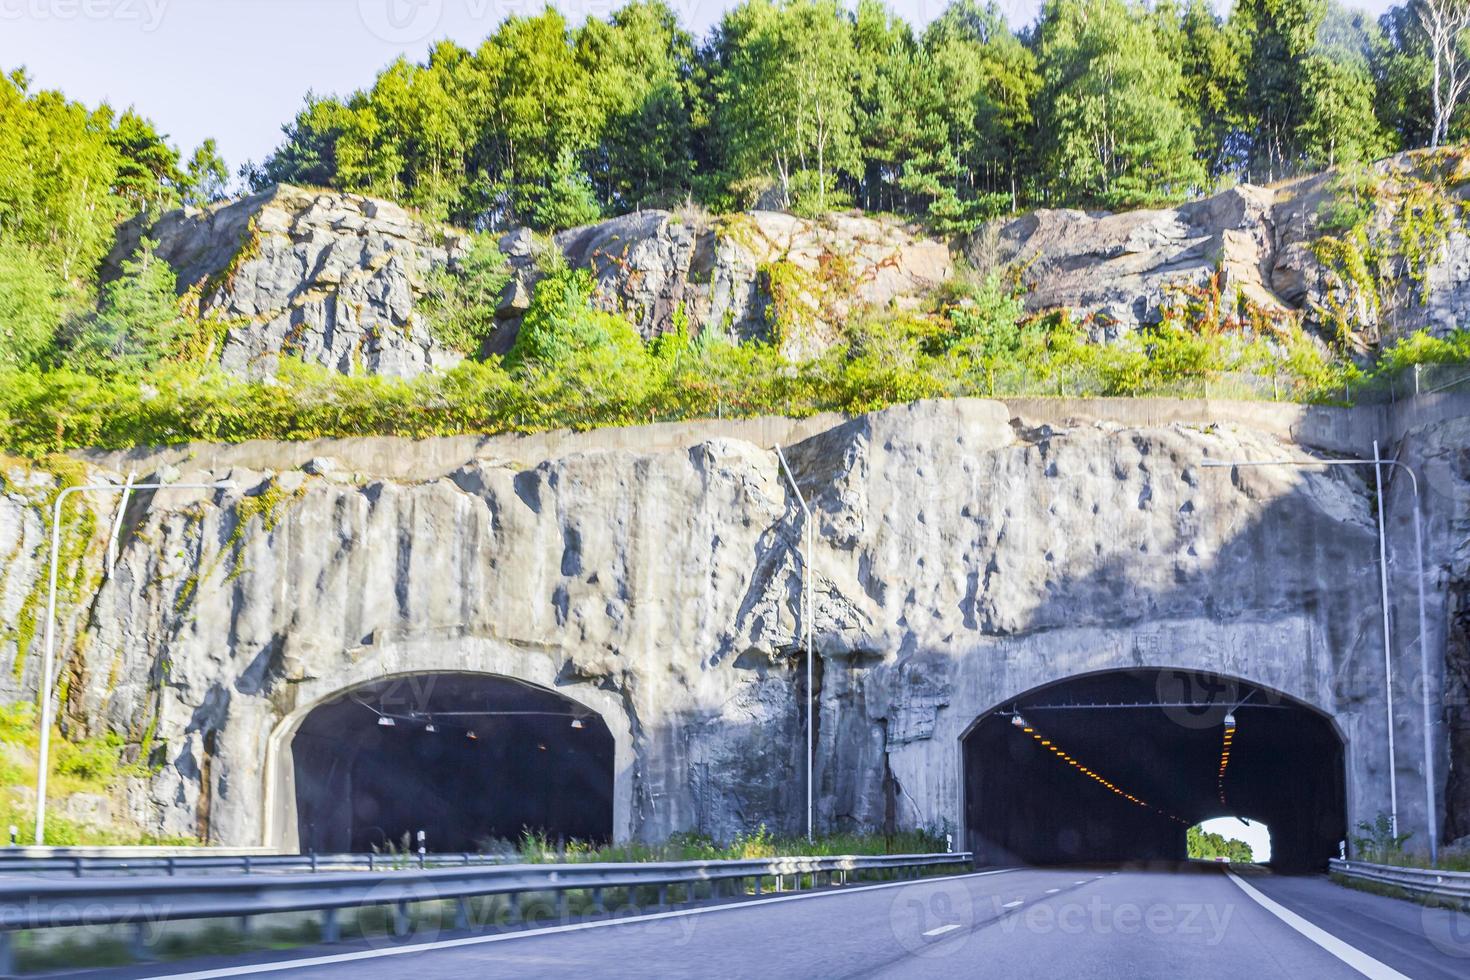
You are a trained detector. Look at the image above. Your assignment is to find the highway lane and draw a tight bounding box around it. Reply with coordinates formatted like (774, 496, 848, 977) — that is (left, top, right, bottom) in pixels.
(129, 862, 1468, 980)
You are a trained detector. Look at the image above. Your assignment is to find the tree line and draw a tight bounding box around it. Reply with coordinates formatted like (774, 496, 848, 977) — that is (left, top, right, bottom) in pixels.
(243, 0, 1467, 232)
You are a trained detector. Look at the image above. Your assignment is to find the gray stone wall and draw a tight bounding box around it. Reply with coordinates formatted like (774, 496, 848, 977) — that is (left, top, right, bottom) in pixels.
(2, 397, 1465, 851)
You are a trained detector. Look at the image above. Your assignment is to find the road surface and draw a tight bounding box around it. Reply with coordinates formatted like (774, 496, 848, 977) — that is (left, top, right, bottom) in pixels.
(107, 863, 1469, 979)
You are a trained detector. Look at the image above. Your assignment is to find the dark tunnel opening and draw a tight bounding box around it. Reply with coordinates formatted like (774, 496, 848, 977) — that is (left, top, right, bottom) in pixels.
(292, 673, 614, 854)
(963, 669, 1345, 872)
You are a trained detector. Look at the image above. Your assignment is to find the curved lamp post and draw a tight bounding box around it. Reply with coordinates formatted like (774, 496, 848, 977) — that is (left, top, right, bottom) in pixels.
(1202, 442, 1437, 864)
(34, 479, 233, 846)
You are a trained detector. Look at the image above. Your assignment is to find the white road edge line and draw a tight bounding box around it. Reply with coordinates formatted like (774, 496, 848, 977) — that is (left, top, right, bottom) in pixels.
(1224, 871, 1411, 980)
(149, 869, 1015, 979)
(921, 923, 964, 937)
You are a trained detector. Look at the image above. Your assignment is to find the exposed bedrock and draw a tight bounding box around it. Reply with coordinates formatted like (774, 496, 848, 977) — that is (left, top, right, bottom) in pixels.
(2, 397, 1466, 852)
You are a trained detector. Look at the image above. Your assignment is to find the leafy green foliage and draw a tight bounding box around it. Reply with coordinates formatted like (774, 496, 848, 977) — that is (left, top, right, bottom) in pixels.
(65, 239, 187, 375)
(1035, 0, 1206, 207)
(421, 234, 513, 354)
(1186, 824, 1256, 862)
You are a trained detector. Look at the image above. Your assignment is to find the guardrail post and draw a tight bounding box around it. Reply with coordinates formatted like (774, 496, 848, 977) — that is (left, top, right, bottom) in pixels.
(243, 856, 252, 874)
(508, 892, 521, 924)
(556, 890, 569, 921)
(310, 852, 318, 873)
(0, 931, 13, 977)
(71, 857, 82, 878)
(753, 875, 761, 896)
(656, 885, 668, 910)
(392, 901, 410, 937)
(238, 915, 253, 940)
(592, 887, 604, 914)
(367, 852, 374, 872)
(321, 909, 340, 944)
(131, 922, 154, 963)
(454, 898, 470, 931)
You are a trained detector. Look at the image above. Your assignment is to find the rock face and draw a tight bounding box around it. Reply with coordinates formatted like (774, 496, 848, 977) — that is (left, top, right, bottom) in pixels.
(972, 185, 1284, 337)
(974, 150, 1470, 343)
(109, 151, 1469, 378)
(3, 396, 1466, 851)
(106, 186, 472, 378)
(540, 209, 953, 358)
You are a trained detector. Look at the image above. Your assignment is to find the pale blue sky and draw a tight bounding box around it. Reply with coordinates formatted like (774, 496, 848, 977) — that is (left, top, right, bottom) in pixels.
(1, 0, 1395, 181)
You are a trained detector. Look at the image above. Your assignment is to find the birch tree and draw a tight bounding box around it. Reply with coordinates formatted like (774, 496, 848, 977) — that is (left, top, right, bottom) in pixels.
(1416, 0, 1470, 146)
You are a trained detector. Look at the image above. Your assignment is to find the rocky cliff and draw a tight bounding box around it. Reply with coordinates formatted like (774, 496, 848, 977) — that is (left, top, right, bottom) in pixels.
(1, 397, 1464, 849)
(105, 185, 472, 378)
(106, 150, 1470, 381)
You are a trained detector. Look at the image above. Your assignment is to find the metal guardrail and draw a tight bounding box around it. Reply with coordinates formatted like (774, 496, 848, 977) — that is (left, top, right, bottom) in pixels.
(1329, 858, 1470, 909)
(0, 851, 972, 974)
(0, 850, 517, 877)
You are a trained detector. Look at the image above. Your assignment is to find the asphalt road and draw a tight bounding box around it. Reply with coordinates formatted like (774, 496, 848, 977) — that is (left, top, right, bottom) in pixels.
(124, 862, 1468, 980)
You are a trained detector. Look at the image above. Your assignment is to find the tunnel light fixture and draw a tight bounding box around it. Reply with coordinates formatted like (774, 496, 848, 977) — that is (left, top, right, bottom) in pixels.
(571, 718, 585, 730)
(1218, 713, 1237, 805)
(1012, 720, 1189, 826)
(425, 723, 437, 733)
(377, 715, 396, 727)
(1011, 713, 1028, 729)
(466, 730, 478, 740)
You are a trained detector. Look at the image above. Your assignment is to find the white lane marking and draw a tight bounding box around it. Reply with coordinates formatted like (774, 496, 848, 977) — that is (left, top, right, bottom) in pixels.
(1073, 880, 1087, 885)
(1044, 888, 1060, 894)
(148, 869, 1016, 978)
(1225, 871, 1412, 980)
(922, 923, 964, 937)
(1002, 900, 1024, 908)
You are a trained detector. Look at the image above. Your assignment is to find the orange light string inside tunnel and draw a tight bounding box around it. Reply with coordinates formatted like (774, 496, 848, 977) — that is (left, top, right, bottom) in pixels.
(1218, 722, 1236, 806)
(1016, 723, 1190, 826)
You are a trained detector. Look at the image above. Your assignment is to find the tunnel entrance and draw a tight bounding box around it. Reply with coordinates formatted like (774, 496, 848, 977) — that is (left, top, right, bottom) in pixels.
(291, 673, 614, 853)
(963, 669, 1345, 871)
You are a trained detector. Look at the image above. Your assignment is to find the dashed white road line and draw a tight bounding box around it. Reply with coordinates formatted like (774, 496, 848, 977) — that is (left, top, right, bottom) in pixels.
(1001, 900, 1024, 908)
(1225, 871, 1411, 980)
(922, 923, 964, 937)
(145, 869, 1016, 979)
(1044, 888, 1060, 894)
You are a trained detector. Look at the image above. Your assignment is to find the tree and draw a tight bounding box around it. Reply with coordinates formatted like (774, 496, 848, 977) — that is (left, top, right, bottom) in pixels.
(0, 238, 65, 367)
(1034, 0, 1204, 207)
(709, 0, 857, 211)
(70, 238, 186, 373)
(1374, 4, 1435, 149)
(1232, 0, 1327, 179)
(1415, 0, 1470, 146)
(185, 139, 230, 205)
(576, 0, 697, 210)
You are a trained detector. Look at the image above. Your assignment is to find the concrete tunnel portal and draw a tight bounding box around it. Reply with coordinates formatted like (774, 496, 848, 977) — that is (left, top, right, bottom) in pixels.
(290, 672, 615, 853)
(963, 669, 1346, 871)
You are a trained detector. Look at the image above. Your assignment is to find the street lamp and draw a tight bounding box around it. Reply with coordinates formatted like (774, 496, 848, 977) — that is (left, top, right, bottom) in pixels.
(1201, 441, 1438, 864)
(33, 478, 234, 846)
(774, 444, 815, 843)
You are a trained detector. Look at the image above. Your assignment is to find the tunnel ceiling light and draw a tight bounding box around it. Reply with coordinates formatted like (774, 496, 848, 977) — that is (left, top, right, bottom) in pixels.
(1013, 721, 1189, 826)
(1217, 714, 1237, 806)
(425, 723, 437, 733)
(1011, 713, 1028, 728)
(377, 716, 396, 727)
(466, 730, 478, 740)
(571, 718, 585, 730)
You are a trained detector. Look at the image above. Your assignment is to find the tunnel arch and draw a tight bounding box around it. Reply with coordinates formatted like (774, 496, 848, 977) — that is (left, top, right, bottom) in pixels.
(960, 667, 1346, 871)
(262, 636, 635, 852)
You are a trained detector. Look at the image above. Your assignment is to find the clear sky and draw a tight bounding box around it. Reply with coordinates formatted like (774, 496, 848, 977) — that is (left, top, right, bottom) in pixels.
(1, 0, 1397, 182)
